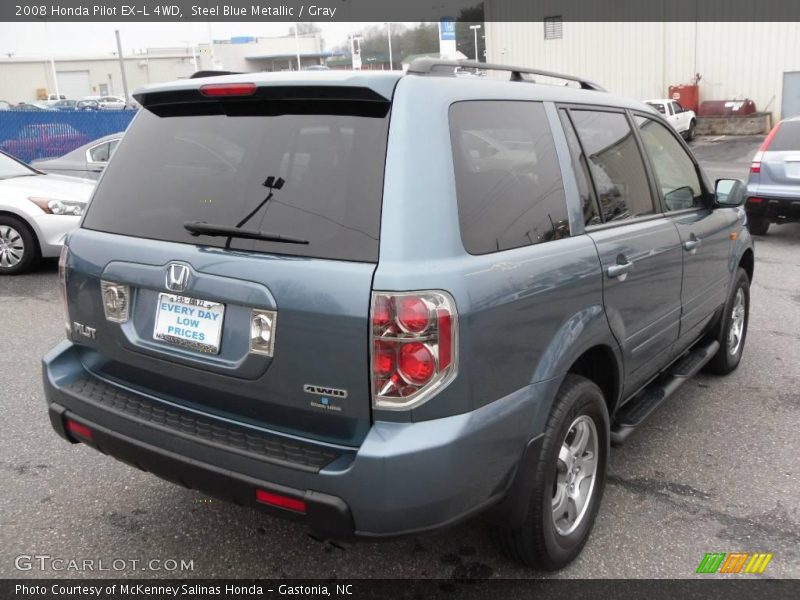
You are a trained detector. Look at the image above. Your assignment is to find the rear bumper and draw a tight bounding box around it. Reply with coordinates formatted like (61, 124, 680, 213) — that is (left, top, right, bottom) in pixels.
(43, 341, 552, 539)
(746, 195, 800, 222)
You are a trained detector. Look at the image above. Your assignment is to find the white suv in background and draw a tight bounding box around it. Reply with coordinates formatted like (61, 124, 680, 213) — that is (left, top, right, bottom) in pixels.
(646, 99, 697, 141)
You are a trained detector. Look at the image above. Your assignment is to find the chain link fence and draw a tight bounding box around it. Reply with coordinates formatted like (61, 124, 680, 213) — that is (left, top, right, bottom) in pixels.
(0, 110, 137, 163)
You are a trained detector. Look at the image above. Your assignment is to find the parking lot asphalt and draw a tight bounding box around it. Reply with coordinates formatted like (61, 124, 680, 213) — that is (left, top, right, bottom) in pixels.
(1, 135, 798, 580)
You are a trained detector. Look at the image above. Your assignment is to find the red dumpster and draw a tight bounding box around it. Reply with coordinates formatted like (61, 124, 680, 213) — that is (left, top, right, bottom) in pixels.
(669, 84, 699, 113)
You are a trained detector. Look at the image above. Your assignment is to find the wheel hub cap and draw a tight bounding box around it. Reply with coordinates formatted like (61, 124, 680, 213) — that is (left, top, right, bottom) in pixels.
(552, 415, 599, 536)
(0, 225, 25, 268)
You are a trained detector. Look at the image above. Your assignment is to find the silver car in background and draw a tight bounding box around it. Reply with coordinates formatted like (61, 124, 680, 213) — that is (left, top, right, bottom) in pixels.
(745, 116, 800, 235)
(32, 133, 123, 180)
(0, 151, 95, 274)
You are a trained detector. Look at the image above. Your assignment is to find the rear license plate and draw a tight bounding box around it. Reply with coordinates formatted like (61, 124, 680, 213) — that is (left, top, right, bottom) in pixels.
(153, 293, 225, 354)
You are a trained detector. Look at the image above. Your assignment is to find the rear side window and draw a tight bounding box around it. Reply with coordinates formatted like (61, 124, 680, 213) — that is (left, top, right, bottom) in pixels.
(82, 103, 389, 262)
(559, 109, 602, 226)
(569, 110, 655, 222)
(449, 101, 569, 254)
(769, 121, 800, 151)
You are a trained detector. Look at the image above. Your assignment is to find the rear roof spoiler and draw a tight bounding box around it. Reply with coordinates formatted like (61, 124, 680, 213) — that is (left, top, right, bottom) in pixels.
(190, 70, 242, 79)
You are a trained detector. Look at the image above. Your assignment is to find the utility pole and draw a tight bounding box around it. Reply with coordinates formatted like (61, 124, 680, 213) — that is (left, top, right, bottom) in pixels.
(293, 26, 301, 71)
(386, 22, 393, 70)
(114, 30, 130, 104)
(44, 21, 61, 98)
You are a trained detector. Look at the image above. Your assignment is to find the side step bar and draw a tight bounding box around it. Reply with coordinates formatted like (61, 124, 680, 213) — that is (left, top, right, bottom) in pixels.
(611, 339, 720, 445)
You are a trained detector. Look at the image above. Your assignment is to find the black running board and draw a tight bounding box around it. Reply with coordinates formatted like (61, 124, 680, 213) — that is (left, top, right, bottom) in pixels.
(611, 339, 720, 445)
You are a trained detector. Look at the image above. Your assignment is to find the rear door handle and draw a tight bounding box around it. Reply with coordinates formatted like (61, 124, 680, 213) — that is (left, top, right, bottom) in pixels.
(607, 261, 634, 279)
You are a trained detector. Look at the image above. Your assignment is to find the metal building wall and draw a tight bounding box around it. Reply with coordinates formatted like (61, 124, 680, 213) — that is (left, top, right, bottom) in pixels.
(485, 6, 800, 119)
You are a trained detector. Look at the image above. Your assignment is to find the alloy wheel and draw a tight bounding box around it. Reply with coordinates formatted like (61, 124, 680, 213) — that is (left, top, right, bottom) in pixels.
(0, 225, 25, 268)
(552, 415, 599, 536)
(728, 287, 746, 356)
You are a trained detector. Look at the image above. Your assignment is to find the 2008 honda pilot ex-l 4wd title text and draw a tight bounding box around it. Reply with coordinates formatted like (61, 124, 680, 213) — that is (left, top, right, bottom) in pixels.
(43, 60, 754, 570)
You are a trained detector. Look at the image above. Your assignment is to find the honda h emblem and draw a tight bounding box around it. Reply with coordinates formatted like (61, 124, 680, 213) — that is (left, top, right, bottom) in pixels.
(165, 263, 190, 293)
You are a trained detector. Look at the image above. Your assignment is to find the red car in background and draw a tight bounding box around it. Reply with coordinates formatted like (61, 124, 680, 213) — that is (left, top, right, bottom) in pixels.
(0, 124, 89, 163)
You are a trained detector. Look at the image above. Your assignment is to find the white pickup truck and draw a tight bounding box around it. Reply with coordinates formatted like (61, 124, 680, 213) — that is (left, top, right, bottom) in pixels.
(646, 99, 697, 141)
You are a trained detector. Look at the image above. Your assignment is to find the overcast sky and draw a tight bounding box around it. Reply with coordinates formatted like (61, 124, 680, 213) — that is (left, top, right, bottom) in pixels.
(0, 22, 386, 58)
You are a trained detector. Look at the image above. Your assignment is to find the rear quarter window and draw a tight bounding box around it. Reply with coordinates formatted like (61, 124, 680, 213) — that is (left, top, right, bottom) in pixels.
(449, 101, 569, 255)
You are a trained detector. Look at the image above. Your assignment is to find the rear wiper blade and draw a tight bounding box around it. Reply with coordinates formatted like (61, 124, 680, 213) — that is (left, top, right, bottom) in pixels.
(183, 221, 309, 245)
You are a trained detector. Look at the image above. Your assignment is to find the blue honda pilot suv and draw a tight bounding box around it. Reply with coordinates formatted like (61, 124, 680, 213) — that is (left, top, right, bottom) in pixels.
(43, 60, 754, 570)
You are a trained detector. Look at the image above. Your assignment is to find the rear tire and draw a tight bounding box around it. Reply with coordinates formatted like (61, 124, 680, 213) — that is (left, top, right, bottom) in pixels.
(0, 215, 39, 275)
(496, 374, 609, 570)
(747, 215, 770, 236)
(705, 268, 750, 375)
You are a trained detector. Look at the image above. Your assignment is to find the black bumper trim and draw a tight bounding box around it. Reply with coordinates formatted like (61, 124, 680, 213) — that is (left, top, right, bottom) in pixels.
(747, 197, 800, 220)
(49, 402, 355, 540)
(62, 374, 341, 473)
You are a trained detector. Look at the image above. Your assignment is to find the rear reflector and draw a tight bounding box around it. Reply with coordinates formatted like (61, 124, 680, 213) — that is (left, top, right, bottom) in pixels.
(255, 489, 307, 514)
(746, 197, 764, 205)
(66, 419, 92, 440)
(199, 82, 257, 97)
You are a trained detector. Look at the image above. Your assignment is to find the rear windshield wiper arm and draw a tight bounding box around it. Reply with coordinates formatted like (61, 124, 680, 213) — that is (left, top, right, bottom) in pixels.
(184, 221, 309, 245)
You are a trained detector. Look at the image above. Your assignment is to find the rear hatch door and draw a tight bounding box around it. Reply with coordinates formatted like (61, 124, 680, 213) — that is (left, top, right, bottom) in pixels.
(760, 120, 800, 198)
(68, 78, 395, 446)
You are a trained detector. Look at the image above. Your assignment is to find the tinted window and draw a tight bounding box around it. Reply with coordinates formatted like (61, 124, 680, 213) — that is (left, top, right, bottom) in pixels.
(559, 109, 602, 226)
(82, 105, 389, 262)
(769, 121, 800, 151)
(647, 102, 666, 115)
(570, 110, 655, 222)
(450, 101, 569, 254)
(636, 116, 703, 211)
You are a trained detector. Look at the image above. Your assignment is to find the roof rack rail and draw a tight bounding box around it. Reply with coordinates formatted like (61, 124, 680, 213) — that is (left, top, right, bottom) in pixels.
(190, 70, 242, 79)
(406, 58, 606, 92)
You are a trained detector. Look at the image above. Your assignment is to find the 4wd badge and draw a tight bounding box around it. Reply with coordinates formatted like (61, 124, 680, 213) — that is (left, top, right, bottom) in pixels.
(304, 384, 347, 412)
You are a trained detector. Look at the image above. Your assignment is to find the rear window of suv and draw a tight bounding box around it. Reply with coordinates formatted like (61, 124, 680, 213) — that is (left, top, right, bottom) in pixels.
(82, 100, 390, 262)
(449, 101, 569, 254)
(768, 120, 800, 151)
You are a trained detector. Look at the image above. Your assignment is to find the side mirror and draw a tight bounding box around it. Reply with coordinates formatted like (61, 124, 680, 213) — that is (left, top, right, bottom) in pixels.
(715, 178, 745, 207)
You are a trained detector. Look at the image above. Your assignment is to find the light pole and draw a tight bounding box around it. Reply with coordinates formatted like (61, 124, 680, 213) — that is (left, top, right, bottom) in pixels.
(115, 30, 130, 104)
(293, 26, 301, 71)
(470, 25, 482, 62)
(385, 22, 393, 70)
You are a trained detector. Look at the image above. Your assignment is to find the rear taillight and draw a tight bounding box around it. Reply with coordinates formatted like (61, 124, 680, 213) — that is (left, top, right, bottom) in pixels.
(370, 291, 458, 410)
(751, 122, 782, 173)
(58, 246, 70, 335)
